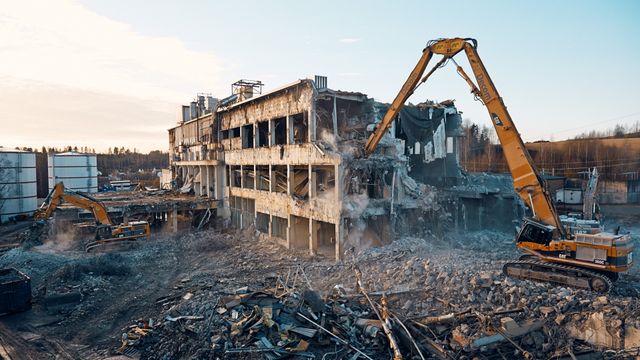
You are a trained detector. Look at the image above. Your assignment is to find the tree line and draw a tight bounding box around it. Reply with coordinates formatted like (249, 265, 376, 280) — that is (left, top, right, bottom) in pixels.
(459, 121, 640, 180)
(10, 146, 168, 173)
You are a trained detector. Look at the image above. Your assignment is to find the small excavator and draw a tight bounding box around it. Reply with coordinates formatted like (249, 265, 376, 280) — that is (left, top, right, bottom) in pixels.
(366, 38, 633, 293)
(34, 182, 150, 251)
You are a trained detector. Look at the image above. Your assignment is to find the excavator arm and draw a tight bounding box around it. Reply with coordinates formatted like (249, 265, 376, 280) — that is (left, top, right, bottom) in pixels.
(34, 182, 113, 225)
(364, 38, 565, 237)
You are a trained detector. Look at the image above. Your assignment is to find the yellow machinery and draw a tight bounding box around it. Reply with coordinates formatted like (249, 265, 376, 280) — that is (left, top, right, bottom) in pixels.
(366, 38, 633, 293)
(34, 182, 150, 251)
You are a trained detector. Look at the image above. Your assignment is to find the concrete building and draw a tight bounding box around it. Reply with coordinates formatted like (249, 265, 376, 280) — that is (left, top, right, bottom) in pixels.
(168, 77, 468, 259)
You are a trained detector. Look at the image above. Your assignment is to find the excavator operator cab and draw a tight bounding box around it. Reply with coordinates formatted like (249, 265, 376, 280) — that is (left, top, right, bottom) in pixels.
(516, 219, 555, 246)
(95, 225, 113, 240)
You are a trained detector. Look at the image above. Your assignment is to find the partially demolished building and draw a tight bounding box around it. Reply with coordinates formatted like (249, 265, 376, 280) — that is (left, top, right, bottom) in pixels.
(168, 77, 495, 259)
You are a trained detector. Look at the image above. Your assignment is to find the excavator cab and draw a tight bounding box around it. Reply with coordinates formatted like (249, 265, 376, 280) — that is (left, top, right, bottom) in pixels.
(516, 219, 554, 246)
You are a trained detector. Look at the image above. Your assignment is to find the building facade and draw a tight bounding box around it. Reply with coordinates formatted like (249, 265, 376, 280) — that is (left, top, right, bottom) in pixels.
(168, 77, 467, 259)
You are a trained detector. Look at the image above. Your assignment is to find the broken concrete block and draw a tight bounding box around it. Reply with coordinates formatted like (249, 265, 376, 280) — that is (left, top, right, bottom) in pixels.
(566, 312, 623, 349)
(625, 324, 640, 349)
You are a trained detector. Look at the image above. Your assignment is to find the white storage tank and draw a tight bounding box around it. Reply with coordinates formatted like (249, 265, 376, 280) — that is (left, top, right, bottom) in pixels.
(48, 151, 98, 193)
(0, 148, 37, 223)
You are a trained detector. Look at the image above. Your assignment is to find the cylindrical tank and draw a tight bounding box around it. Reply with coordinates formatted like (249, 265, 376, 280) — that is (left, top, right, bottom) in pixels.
(48, 152, 98, 193)
(0, 148, 37, 223)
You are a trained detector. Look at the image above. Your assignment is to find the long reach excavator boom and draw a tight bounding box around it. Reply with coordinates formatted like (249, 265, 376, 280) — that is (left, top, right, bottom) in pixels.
(366, 38, 633, 293)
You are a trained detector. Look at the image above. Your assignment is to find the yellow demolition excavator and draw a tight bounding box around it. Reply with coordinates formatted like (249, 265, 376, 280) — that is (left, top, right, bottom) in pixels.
(366, 38, 633, 293)
(34, 182, 150, 251)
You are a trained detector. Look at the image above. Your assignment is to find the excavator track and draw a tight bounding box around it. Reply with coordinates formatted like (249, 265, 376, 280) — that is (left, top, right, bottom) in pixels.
(503, 259, 613, 293)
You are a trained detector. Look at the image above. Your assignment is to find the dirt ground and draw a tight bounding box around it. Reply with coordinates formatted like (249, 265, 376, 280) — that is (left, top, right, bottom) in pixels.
(0, 217, 638, 359)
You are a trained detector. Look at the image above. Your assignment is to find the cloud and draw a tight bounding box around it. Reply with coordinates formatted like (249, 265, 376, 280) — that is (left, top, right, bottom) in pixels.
(0, 0, 228, 152)
(339, 38, 361, 44)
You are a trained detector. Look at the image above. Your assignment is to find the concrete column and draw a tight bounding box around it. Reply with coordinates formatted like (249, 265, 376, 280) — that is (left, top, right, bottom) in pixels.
(268, 213, 273, 238)
(332, 95, 338, 136)
(335, 164, 342, 202)
(310, 219, 318, 255)
(268, 164, 273, 193)
(308, 104, 316, 142)
(287, 165, 292, 195)
(269, 119, 275, 147)
(253, 164, 257, 190)
(253, 123, 258, 148)
(169, 209, 178, 233)
(309, 165, 316, 199)
(286, 214, 292, 249)
(334, 221, 341, 261)
(240, 165, 244, 189)
(287, 114, 294, 145)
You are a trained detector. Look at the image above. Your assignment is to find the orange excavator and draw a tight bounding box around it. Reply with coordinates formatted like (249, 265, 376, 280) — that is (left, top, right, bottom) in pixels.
(34, 182, 150, 251)
(366, 38, 633, 293)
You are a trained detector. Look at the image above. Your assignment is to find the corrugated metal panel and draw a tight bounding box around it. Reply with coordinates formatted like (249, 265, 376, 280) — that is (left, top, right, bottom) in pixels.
(48, 152, 98, 193)
(0, 149, 37, 222)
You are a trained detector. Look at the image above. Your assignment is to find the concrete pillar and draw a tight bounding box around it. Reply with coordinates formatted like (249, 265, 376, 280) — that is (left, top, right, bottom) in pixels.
(287, 114, 294, 145)
(269, 118, 275, 147)
(253, 123, 258, 148)
(253, 164, 257, 190)
(335, 164, 342, 202)
(286, 214, 292, 249)
(332, 95, 338, 136)
(268, 213, 273, 238)
(240, 165, 244, 189)
(287, 165, 292, 195)
(268, 164, 273, 193)
(169, 208, 178, 233)
(334, 221, 341, 261)
(309, 103, 316, 142)
(309, 165, 316, 199)
(310, 219, 319, 255)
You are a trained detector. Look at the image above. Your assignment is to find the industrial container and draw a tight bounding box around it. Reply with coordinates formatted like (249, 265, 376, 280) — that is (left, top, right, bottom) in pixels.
(0, 268, 32, 315)
(0, 148, 37, 223)
(556, 188, 583, 204)
(48, 151, 98, 193)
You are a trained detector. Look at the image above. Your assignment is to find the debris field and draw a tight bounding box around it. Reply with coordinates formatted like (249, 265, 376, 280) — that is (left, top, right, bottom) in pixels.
(0, 223, 638, 359)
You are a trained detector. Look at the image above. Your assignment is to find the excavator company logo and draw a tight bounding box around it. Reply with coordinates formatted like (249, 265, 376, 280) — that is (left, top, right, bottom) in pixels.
(475, 74, 491, 101)
(491, 113, 503, 126)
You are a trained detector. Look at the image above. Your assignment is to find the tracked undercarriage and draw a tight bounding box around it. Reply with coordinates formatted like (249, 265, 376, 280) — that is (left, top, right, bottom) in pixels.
(503, 257, 614, 293)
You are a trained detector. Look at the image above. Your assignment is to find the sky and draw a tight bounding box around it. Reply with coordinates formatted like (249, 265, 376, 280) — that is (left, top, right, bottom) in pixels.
(0, 0, 639, 153)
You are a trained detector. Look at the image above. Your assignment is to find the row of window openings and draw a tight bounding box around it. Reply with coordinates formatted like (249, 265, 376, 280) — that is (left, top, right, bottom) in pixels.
(220, 113, 308, 148)
(227, 165, 335, 200)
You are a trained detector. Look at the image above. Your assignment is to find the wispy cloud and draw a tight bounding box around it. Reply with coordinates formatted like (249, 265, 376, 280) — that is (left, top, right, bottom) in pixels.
(0, 0, 228, 151)
(339, 38, 361, 44)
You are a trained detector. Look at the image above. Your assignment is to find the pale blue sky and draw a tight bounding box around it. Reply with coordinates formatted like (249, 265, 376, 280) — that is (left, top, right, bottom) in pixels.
(1, 0, 639, 151)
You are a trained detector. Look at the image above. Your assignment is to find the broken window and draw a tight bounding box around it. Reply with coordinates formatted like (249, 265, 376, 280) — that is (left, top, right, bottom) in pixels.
(256, 212, 269, 234)
(271, 117, 286, 145)
(271, 215, 287, 240)
(229, 127, 241, 150)
(353, 170, 386, 199)
(292, 166, 309, 200)
(291, 113, 308, 144)
(240, 197, 255, 229)
(221, 129, 229, 140)
(313, 220, 335, 257)
(242, 166, 255, 189)
(256, 165, 270, 191)
(257, 121, 269, 147)
(312, 165, 335, 200)
(230, 166, 241, 188)
(290, 215, 309, 249)
(272, 165, 287, 193)
(242, 124, 254, 149)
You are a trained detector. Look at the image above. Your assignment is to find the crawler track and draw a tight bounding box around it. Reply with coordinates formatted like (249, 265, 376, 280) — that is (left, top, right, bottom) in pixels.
(503, 259, 613, 293)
